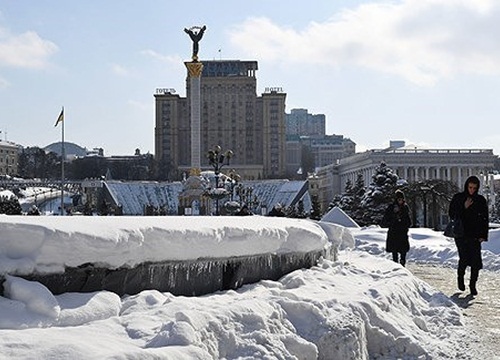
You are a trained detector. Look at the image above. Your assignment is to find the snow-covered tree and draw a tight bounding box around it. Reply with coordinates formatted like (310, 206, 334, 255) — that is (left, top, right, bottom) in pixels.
(327, 174, 368, 225)
(358, 162, 399, 226)
(350, 173, 367, 224)
(0, 195, 22, 215)
(338, 179, 354, 211)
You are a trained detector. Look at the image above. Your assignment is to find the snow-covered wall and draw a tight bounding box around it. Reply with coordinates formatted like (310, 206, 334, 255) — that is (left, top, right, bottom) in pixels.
(0, 215, 345, 296)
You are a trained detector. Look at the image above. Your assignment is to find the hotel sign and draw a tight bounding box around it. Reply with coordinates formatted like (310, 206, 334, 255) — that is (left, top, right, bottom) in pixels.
(155, 88, 176, 95)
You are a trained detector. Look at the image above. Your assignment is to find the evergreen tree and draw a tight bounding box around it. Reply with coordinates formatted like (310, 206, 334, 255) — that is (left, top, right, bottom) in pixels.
(492, 193, 500, 223)
(358, 162, 399, 226)
(0, 195, 22, 215)
(327, 194, 342, 211)
(18, 147, 60, 179)
(326, 175, 367, 226)
(338, 179, 354, 212)
(350, 173, 367, 224)
(327, 179, 354, 212)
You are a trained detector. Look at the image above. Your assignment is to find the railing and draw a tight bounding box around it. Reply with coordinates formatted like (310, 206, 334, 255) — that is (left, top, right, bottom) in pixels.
(0, 179, 82, 190)
(375, 148, 494, 154)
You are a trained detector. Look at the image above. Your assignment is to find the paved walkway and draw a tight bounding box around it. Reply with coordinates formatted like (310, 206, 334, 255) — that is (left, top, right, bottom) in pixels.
(407, 263, 500, 359)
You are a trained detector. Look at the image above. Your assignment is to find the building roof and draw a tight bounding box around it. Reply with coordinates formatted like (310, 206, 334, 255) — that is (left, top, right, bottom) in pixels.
(321, 206, 360, 228)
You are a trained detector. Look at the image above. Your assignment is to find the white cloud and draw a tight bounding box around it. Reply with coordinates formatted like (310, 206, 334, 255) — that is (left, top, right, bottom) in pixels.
(0, 27, 58, 69)
(110, 63, 132, 77)
(141, 49, 182, 65)
(229, 0, 500, 86)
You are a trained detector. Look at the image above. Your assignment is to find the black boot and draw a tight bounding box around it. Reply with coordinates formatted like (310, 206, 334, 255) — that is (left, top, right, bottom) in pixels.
(457, 266, 466, 291)
(470, 283, 478, 296)
(400, 252, 407, 267)
(470, 268, 479, 296)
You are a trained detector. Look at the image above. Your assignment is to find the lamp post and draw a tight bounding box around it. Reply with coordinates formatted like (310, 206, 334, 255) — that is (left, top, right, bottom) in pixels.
(227, 170, 241, 201)
(207, 145, 233, 215)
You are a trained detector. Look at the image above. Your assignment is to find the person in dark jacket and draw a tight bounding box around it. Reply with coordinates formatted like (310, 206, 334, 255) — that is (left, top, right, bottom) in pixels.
(448, 175, 488, 296)
(382, 190, 412, 267)
(236, 204, 253, 216)
(268, 204, 285, 217)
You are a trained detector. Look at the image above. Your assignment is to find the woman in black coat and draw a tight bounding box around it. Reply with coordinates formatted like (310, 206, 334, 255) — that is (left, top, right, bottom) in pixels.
(448, 175, 489, 296)
(382, 190, 412, 266)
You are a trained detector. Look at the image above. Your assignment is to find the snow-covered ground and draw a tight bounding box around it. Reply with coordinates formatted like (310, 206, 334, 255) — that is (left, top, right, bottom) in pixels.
(0, 215, 499, 359)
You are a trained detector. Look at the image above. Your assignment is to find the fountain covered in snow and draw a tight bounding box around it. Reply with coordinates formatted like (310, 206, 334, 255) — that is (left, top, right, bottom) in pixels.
(0, 215, 349, 296)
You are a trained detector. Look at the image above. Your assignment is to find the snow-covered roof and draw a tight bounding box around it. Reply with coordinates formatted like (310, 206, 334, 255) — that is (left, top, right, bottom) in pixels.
(105, 179, 311, 215)
(321, 206, 360, 228)
(105, 181, 184, 215)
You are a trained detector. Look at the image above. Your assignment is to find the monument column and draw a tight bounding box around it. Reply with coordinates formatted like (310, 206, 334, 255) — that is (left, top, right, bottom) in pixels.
(184, 25, 206, 172)
(178, 25, 207, 215)
(185, 61, 203, 170)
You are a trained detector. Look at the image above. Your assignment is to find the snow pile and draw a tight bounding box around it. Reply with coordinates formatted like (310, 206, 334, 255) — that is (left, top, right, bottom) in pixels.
(0, 217, 499, 358)
(0, 253, 469, 359)
(0, 215, 333, 275)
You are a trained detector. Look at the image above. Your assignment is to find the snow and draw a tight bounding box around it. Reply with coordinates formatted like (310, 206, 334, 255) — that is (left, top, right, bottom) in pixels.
(321, 206, 360, 228)
(104, 178, 311, 215)
(0, 215, 499, 359)
(0, 215, 333, 274)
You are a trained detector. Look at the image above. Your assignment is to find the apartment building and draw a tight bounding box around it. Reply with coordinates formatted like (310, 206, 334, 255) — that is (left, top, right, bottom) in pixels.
(154, 60, 286, 180)
(0, 140, 19, 176)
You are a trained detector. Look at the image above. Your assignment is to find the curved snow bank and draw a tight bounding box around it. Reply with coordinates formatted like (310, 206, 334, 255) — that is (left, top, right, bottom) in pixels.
(0, 252, 472, 360)
(0, 215, 333, 275)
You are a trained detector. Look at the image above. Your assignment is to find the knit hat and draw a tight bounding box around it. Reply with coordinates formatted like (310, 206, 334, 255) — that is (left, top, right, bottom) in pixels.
(395, 189, 405, 200)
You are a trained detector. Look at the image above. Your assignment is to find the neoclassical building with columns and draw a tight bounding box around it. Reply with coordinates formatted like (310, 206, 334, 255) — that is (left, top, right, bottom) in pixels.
(311, 143, 498, 213)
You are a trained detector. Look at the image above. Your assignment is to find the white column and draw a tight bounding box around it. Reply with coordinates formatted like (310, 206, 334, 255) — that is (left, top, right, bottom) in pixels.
(190, 76, 201, 169)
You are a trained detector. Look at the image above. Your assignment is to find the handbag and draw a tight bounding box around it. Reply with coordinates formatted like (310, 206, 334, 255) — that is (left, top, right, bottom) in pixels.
(444, 217, 464, 238)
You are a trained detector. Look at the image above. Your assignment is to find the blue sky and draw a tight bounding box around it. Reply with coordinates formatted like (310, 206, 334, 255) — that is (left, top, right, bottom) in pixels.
(1, 0, 499, 156)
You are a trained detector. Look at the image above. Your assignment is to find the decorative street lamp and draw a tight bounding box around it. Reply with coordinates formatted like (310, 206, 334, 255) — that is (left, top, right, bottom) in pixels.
(227, 170, 241, 201)
(207, 145, 233, 215)
(222, 170, 242, 215)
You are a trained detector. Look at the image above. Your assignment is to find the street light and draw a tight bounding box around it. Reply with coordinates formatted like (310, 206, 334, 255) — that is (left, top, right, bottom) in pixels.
(207, 145, 233, 215)
(227, 170, 241, 201)
(222, 170, 242, 215)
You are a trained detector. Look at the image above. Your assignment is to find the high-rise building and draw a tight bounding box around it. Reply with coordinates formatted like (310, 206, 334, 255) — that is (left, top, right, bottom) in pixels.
(155, 60, 286, 180)
(284, 108, 356, 177)
(285, 108, 325, 137)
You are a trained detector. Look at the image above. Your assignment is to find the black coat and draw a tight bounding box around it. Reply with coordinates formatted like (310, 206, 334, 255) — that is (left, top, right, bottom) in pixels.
(449, 192, 488, 240)
(382, 201, 412, 253)
(448, 183, 488, 269)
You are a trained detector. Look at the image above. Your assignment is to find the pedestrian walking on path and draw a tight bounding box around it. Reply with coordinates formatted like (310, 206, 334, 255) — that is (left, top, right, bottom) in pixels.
(381, 189, 412, 267)
(448, 175, 489, 296)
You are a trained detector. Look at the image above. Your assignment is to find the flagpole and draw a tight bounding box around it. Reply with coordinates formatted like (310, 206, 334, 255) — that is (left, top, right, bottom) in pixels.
(60, 109, 65, 216)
